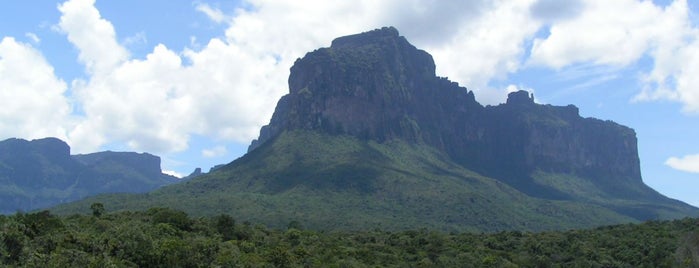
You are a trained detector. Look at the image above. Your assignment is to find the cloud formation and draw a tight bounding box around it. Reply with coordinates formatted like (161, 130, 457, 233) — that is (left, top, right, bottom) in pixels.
(57, 0, 129, 76)
(529, 0, 674, 67)
(2, 0, 699, 159)
(0, 37, 72, 141)
(530, 0, 584, 22)
(195, 3, 227, 24)
(666, 154, 699, 174)
(60, 0, 531, 153)
(24, 32, 40, 44)
(60, 0, 290, 153)
(528, 0, 699, 113)
(202, 145, 228, 158)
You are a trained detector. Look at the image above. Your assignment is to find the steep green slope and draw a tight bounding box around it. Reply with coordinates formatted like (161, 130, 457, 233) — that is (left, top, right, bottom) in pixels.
(529, 171, 694, 220)
(53, 130, 645, 232)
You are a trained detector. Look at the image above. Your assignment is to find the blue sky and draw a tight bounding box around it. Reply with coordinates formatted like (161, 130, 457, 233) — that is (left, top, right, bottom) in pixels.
(1, 0, 698, 207)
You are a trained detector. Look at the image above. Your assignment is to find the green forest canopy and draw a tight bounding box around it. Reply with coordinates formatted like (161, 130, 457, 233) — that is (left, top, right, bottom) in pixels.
(1, 206, 698, 267)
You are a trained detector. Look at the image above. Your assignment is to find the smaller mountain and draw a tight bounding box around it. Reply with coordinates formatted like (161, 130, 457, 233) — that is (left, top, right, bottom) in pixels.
(182, 167, 203, 180)
(0, 137, 179, 214)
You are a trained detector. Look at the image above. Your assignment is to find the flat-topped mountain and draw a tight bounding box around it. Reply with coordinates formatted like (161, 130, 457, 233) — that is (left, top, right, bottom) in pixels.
(52, 27, 698, 231)
(250, 27, 652, 204)
(0, 137, 179, 213)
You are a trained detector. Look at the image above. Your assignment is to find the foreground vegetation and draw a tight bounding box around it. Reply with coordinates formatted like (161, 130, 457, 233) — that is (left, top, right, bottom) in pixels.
(2, 206, 698, 267)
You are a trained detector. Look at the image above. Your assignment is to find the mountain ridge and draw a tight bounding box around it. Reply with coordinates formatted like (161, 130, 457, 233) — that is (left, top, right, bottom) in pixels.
(0, 137, 179, 214)
(51, 27, 698, 231)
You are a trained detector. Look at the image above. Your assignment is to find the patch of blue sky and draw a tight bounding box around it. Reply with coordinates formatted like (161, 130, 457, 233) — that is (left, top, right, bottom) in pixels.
(93, 1, 236, 59)
(166, 134, 250, 176)
(0, 2, 83, 82)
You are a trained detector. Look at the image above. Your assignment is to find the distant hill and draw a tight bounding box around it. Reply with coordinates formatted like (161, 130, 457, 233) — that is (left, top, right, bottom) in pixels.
(0, 137, 179, 213)
(51, 27, 699, 231)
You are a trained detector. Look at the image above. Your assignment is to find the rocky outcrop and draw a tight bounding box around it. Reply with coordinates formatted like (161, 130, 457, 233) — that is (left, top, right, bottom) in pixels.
(0, 137, 179, 213)
(462, 93, 642, 198)
(74, 151, 164, 180)
(249, 27, 480, 151)
(0, 138, 81, 189)
(489, 94, 640, 180)
(249, 27, 645, 198)
(182, 167, 203, 180)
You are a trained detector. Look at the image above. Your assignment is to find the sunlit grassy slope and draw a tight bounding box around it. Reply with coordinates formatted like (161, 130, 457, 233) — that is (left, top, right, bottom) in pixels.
(52, 130, 697, 232)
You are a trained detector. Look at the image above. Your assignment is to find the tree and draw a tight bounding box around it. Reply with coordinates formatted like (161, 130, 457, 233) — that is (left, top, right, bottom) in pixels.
(1, 221, 25, 265)
(214, 214, 236, 241)
(90, 203, 105, 218)
(148, 207, 191, 231)
(287, 220, 303, 230)
(676, 231, 699, 267)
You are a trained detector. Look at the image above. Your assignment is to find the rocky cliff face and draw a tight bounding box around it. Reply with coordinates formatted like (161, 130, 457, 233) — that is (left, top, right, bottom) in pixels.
(484, 92, 640, 180)
(74, 151, 164, 180)
(0, 137, 178, 213)
(249, 27, 642, 196)
(249, 27, 480, 151)
(0, 138, 81, 189)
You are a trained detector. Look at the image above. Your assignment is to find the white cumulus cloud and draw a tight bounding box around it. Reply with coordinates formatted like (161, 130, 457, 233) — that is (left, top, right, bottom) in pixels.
(666, 154, 699, 174)
(424, 0, 541, 104)
(55, 0, 295, 153)
(529, 0, 675, 68)
(0, 37, 73, 141)
(57, 0, 129, 76)
(162, 169, 184, 178)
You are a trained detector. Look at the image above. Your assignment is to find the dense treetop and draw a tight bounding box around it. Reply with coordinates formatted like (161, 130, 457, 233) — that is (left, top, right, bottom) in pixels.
(2, 207, 698, 267)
